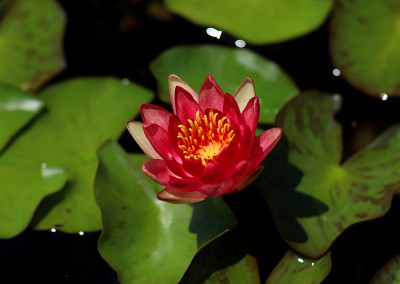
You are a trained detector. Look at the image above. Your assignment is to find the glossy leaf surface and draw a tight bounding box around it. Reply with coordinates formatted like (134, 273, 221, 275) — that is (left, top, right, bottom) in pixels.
(0, 164, 68, 239)
(150, 45, 298, 123)
(0, 84, 43, 150)
(267, 250, 331, 284)
(371, 254, 400, 283)
(0, 0, 66, 92)
(95, 141, 237, 284)
(257, 91, 400, 257)
(330, 0, 400, 96)
(0, 77, 153, 233)
(204, 255, 260, 284)
(164, 0, 333, 44)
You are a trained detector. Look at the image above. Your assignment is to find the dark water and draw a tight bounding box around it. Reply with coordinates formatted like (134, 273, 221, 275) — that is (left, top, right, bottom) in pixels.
(1, 1, 400, 283)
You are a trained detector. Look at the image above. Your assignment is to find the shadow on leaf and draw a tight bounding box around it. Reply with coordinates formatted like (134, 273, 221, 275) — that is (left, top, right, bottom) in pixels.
(256, 135, 329, 243)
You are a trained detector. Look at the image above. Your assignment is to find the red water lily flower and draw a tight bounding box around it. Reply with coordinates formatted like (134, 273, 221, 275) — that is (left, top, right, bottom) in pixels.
(127, 75, 282, 204)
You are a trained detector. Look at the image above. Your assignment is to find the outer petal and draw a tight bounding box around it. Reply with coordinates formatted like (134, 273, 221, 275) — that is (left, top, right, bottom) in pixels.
(169, 74, 198, 113)
(198, 179, 235, 197)
(233, 77, 255, 112)
(223, 93, 244, 127)
(175, 86, 203, 122)
(198, 76, 224, 112)
(140, 104, 172, 130)
(247, 127, 283, 169)
(227, 166, 264, 194)
(143, 123, 188, 177)
(142, 159, 179, 187)
(157, 188, 207, 204)
(126, 121, 161, 159)
(241, 97, 260, 137)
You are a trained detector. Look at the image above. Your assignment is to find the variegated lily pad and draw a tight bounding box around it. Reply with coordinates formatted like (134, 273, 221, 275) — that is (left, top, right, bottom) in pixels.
(257, 91, 400, 257)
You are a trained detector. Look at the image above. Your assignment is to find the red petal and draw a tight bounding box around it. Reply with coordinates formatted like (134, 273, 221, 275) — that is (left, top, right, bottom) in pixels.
(242, 97, 260, 137)
(247, 127, 283, 169)
(142, 159, 178, 187)
(198, 76, 224, 112)
(223, 93, 243, 126)
(169, 75, 199, 113)
(140, 104, 172, 130)
(198, 179, 235, 197)
(168, 178, 205, 192)
(227, 166, 264, 194)
(157, 188, 207, 204)
(143, 123, 188, 177)
(175, 86, 202, 122)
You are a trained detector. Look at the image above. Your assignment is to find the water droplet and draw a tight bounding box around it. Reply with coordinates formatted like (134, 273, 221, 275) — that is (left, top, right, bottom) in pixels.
(380, 93, 388, 101)
(78, 231, 84, 236)
(50, 228, 56, 233)
(235, 39, 246, 48)
(332, 68, 341, 76)
(122, 78, 130, 85)
(297, 258, 304, 263)
(206, 27, 222, 39)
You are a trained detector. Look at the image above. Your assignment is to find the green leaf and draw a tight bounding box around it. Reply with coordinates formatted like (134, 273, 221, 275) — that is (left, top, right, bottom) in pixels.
(330, 0, 400, 96)
(0, 77, 154, 233)
(164, 0, 333, 44)
(0, 84, 43, 150)
(0, 0, 66, 92)
(95, 141, 237, 284)
(0, 163, 68, 239)
(150, 45, 298, 124)
(266, 250, 332, 284)
(257, 91, 400, 257)
(371, 254, 400, 283)
(204, 255, 260, 284)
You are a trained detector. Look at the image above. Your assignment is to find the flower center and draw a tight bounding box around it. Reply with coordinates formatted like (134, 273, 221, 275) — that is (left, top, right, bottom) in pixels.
(177, 110, 235, 166)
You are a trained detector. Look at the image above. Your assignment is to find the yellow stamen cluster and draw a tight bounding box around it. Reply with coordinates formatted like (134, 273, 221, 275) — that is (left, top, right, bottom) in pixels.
(177, 110, 235, 166)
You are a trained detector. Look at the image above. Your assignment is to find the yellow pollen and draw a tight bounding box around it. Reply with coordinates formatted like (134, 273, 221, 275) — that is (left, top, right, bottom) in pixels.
(177, 110, 235, 166)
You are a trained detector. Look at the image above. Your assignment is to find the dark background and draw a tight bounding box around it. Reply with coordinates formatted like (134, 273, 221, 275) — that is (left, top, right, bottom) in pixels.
(1, 1, 399, 283)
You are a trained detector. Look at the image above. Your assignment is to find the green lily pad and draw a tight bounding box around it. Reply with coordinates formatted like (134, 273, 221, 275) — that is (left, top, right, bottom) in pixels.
(266, 250, 332, 284)
(204, 255, 260, 284)
(0, 163, 68, 239)
(164, 0, 333, 44)
(0, 84, 43, 150)
(257, 91, 400, 257)
(0, 77, 153, 233)
(150, 45, 298, 124)
(371, 254, 400, 283)
(0, 0, 66, 92)
(95, 141, 237, 284)
(330, 0, 400, 96)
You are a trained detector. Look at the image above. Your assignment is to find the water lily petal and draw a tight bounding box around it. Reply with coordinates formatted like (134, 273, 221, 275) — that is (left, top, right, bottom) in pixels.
(175, 86, 203, 122)
(142, 159, 178, 187)
(126, 121, 161, 159)
(228, 166, 264, 194)
(223, 92, 244, 127)
(242, 97, 260, 137)
(233, 77, 255, 112)
(143, 123, 188, 177)
(198, 179, 235, 197)
(198, 75, 224, 112)
(157, 188, 207, 204)
(140, 104, 172, 130)
(169, 74, 198, 113)
(247, 127, 283, 169)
